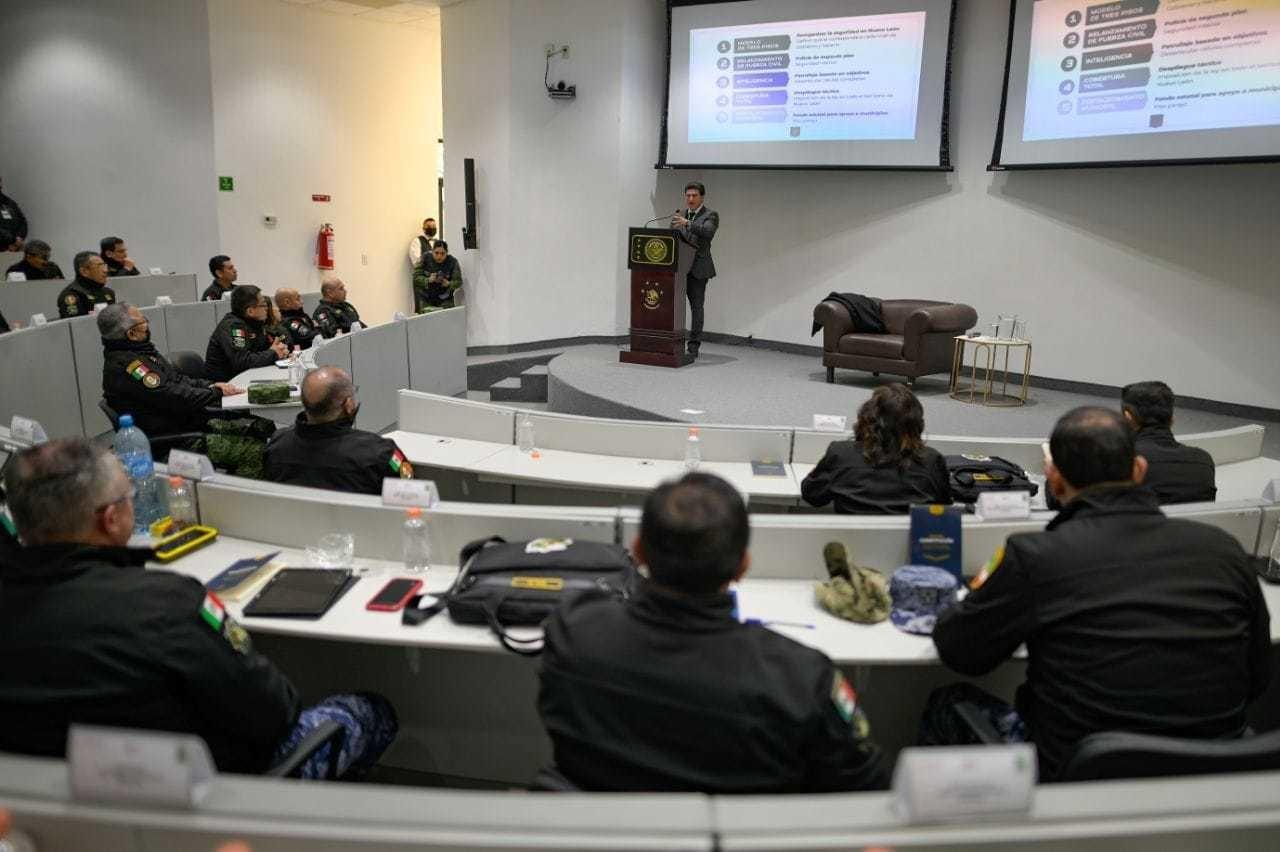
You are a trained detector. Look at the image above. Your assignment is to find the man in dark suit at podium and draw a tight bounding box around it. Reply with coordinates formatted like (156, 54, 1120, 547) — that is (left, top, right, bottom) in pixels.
(671, 182, 718, 359)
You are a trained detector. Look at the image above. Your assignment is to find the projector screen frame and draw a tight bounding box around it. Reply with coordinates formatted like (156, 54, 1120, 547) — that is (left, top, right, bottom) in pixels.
(988, 0, 1280, 172)
(656, 0, 958, 172)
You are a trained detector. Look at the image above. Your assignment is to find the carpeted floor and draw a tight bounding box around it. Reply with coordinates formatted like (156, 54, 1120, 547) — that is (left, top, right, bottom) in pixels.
(541, 343, 1278, 457)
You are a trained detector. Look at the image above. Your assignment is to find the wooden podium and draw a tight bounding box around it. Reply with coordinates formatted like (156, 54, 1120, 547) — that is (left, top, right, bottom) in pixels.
(620, 227, 694, 368)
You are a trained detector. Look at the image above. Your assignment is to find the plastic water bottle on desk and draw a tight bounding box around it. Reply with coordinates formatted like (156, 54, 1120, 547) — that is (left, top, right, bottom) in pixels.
(112, 415, 164, 534)
(166, 476, 197, 530)
(402, 507, 431, 573)
(517, 413, 536, 454)
(288, 345, 305, 388)
(684, 426, 702, 471)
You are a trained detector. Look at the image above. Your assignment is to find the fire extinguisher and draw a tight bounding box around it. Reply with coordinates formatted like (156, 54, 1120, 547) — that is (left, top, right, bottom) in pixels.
(315, 223, 335, 270)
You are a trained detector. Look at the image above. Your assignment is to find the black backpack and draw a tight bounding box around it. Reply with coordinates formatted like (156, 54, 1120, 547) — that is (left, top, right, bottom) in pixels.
(404, 536, 634, 655)
(944, 454, 1039, 504)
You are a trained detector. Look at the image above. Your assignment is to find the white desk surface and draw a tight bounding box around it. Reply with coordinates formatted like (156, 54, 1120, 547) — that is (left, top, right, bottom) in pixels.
(221, 363, 303, 425)
(1218, 457, 1280, 503)
(161, 537, 1280, 666)
(469, 445, 802, 503)
(384, 429, 512, 471)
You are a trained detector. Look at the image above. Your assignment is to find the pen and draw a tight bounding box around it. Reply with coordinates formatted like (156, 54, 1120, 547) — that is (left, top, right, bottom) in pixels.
(745, 618, 815, 630)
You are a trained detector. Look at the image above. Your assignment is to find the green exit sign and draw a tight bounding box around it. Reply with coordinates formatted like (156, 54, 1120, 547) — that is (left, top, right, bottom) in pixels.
(218, 176, 234, 191)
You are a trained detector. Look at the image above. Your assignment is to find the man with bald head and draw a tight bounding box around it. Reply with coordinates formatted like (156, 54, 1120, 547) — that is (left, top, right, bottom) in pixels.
(312, 275, 361, 338)
(275, 288, 319, 350)
(264, 367, 413, 494)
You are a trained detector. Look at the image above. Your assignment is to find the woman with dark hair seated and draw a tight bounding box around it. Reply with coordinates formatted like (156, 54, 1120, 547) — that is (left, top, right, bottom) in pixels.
(204, 284, 290, 383)
(801, 383, 951, 514)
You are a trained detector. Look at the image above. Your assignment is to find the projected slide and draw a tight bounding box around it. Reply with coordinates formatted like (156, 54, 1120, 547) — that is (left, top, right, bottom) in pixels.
(1023, 0, 1280, 142)
(687, 12, 928, 144)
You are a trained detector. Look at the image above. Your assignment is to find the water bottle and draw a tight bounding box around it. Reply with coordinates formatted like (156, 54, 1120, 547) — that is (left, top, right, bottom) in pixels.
(166, 476, 197, 530)
(517, 414, 536, 454)
(402, 507, 431, 573)
(288, 345, 305, 387)
(683, 426, 702, 471)
(112, 415, 164, 534)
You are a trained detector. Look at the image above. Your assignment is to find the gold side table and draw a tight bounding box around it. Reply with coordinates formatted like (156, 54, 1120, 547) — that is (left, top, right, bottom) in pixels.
(949, 335, 1032, 407)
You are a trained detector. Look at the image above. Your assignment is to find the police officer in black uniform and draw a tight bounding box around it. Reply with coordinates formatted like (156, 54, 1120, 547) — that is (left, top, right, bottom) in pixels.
(0, 438, 301, 773)
(0, 178, 27, 247)
(100, 236, 141, 276)
(313, 276, 361, 338)
(274, 287, 319, 350)
(202, 254, 238, 301)
(1122, 380, 1217, 504)
(5, 239, 64, 280)
(265, 367, 414, 495)
(930, 407, 1270, 780)
(538, 472, 887, 793)
(98, 303, 243, 436)
(57, 251, 117, 318)
(205, 284, 289, 383)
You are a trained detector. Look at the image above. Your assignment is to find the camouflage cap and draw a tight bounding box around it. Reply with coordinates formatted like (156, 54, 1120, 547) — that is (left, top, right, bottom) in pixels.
(815, 567, 891, 625)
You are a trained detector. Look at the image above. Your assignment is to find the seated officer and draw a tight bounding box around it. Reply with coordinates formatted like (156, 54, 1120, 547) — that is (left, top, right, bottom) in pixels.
(5, 239, 64, 280)
(0, 438, 397, 778)
(539, 472, 887, 793)
(275, 288, 319, 350)
(929, 407, 1270, 781)
(98, 303, 242, 436)
(99, 236, 140, 277)
(204, 284, 289, 382)
(202, 254, 238, 301)
(1122, 380, 1216, 504)
(412, 240, 463, 313)
(801, 383, 952, 514)
(313, 275, 361, 338)
(265, 367, 414, 495)
(57, 251, 117, 318)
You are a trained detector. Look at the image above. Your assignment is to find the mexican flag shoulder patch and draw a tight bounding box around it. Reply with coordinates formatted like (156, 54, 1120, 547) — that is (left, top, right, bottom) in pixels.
(199, 592, 226, 633)
(389, 448, 413, 479)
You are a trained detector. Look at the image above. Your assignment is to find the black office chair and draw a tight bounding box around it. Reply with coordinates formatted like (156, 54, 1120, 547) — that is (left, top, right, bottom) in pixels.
(171, 350, 207, 380)
(1059, 729, 1280, 782)
(98, 399, 205, 463)
(266, 720, 346, 780)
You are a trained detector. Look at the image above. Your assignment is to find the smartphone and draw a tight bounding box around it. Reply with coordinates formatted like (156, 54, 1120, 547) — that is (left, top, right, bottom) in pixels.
(366, 577, 423, 612)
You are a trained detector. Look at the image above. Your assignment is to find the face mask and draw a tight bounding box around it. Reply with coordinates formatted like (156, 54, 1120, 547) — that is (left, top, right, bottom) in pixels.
(424, 227, 437, 237)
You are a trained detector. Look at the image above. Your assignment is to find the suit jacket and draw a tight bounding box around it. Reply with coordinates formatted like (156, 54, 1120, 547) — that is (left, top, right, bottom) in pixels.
(677, 206, 718, 280)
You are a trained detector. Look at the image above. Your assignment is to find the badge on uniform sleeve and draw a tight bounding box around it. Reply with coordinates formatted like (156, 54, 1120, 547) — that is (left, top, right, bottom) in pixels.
(127, 359, 161, 388)
(969, 546, 1005, 592)
(831, 671, 871, 738)
(389, 448, 413, 478)
(230, 327, 246, 349)
(65, 294, 78, 306)
(199, 592, 226, 632)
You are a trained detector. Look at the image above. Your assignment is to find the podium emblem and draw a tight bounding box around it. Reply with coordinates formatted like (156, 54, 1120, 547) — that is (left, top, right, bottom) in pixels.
(643, 287, 662, 310)
(644, 238, 669, 263)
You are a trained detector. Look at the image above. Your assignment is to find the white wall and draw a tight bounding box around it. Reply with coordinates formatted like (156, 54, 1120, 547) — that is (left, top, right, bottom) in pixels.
(207, 0, 441, 325)
(0, 0, 220, 276)
(442, 0, 1280, 410)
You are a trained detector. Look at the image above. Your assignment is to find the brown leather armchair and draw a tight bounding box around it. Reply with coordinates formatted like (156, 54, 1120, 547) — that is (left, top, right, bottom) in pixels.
(814, 299, 978, 386)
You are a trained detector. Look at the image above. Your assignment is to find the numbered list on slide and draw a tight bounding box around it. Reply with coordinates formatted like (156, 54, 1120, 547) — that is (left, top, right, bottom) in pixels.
(688, 12, 927, 143)
(1024, 0, 1280, 140)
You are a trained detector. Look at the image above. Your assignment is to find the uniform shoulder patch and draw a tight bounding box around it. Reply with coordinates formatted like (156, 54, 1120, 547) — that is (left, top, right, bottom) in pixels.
(64, 294, 79, 306)
(969, 546, 1005, 592)
(831, 671, 871, 738)
(126, 359, 161, 388)
(199, 592, 226, 632)
(389, 448, 414, 479)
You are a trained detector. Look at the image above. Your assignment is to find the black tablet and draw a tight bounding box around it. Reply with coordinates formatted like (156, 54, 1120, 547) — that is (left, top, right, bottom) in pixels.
(243, 568, 355, 619)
